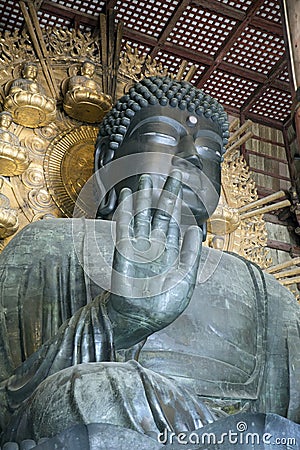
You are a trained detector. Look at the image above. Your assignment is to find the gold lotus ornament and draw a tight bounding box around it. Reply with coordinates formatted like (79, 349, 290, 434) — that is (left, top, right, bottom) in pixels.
(4, 62, 56, 128)
(0, 111, 30, 176)
(62, 61, 112, 123)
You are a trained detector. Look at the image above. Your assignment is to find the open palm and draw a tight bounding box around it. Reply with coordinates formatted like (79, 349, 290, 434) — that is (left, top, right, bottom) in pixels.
(108, 171, 202, 348)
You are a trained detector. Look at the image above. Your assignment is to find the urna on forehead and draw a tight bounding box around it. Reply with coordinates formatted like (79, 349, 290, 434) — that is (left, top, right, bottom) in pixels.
(98, 76, 229, 154)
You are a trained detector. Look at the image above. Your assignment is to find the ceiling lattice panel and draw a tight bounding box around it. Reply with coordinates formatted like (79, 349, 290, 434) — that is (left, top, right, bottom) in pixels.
(278, 66, 290, 84)
(115, 0, 180, 38)
(166, 6, 238, 56)
(202, 70, 260, 109)
(256, 0, 282, 21)
(222, 27, 286, 75)
(0, 0, 23, 32)
(37, 10, 72, 28)
(0, 0, 294, 129)
(248, 86, 293, 122)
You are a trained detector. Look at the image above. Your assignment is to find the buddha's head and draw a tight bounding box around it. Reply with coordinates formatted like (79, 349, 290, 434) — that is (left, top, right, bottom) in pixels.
(0, 111, 13, 129)
(94, 76, 229, 230)
(22, 62, 38, 80)
(81, 61, 96, 78)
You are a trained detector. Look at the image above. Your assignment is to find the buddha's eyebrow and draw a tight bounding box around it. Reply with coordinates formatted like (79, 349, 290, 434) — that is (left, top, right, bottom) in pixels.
(129, 116, 185, 137)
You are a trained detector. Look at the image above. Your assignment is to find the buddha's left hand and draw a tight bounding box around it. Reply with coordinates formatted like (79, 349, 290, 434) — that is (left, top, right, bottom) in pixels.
(107, 171, 202, 349)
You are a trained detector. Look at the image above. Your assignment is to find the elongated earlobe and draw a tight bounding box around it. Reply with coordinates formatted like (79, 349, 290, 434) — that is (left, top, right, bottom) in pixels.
(96, 188, 117, 218)
(201, 222, 207, 241)
(94, 137, 116, 218)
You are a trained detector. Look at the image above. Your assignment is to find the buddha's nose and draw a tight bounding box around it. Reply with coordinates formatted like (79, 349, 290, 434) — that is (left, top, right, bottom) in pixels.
(174, 135, 203, 170)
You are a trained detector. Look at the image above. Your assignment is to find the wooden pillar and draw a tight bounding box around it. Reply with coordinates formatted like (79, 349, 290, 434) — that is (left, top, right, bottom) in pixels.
(282, 0, 300, 91)
(282, 0, 300, 195)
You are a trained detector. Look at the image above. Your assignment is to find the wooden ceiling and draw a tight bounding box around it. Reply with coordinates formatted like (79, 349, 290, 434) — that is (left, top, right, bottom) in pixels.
(0, 0, 300, 252)
(0, 0, 294, 130)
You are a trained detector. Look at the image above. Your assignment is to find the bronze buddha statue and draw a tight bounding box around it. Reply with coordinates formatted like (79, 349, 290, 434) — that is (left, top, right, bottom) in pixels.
(0, 76, 299, 448)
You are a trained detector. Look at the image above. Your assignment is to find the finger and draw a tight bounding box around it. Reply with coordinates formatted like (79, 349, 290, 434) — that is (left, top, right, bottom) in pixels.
(111, 238, 134, 297)
(162, 226, 202, 296)
(178, 226, 202, 285)
(134, 174, 152, 241)
(152, 170, 182, 235)
(150, 187, 182, 265)
(164, 216, 181, 267)
(115, 187, 133, 242)
(166, 189, 182, 248)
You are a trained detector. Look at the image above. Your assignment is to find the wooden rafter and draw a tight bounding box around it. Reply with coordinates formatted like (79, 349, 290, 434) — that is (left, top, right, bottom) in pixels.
(41, 0, 100, 28)
(190, 0, 246, 21)
(19, 0, 59, 99)
(149, 0, 191, 58)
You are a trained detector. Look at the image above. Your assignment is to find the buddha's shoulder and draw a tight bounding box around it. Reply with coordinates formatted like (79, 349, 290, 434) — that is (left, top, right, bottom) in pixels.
(0, 218, 114, 261)
(2, 218, 113, 242)
(197, 246, 299, 317)
(198, 246, 264, 289)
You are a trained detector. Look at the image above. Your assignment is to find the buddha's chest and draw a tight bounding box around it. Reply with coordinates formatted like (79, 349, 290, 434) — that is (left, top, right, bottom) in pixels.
(140, 251, 267, 400)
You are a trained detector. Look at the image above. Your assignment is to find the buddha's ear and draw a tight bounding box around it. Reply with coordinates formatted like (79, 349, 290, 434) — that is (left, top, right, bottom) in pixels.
(94, 136, 117, 218)
(201, 222, 207, 242)
(94, 136, 112, 171)
(96, 188, 117, 218)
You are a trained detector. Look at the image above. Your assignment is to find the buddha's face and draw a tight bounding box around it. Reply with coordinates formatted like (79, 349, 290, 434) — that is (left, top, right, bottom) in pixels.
(23, 64, 38, 80)
(0, 113, 12, 129)
(96, 105, 223, 226)
(82, 62, 95, 78)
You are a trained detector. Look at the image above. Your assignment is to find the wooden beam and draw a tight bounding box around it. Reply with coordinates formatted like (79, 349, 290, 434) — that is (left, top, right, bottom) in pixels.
(122, 28, 158, 50)
(190, 0, 246, 21)
(251, 16, 284, 36)
(106, 0, 119, 9)
(41, 0, 100, 27)
(215, 62, 290, 93)
(151, 0, 190, 56)
(246, 149, 289, 165)
(263, 212, 290, 225)
(245, 111, 286, 130)
(19, 1, 59, 98)
(272, 79, 291, 93)
(267, 239, 300, 256)
(250, 134, 286, 148)
(223, 104, 241, 117)
(218, 62, 267, 84)
(249, 166, 291, 182)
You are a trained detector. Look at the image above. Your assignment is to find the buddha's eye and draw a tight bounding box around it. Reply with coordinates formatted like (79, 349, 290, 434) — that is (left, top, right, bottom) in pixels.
(143, 132, 178, 146)
(194, 136, 222, 158)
